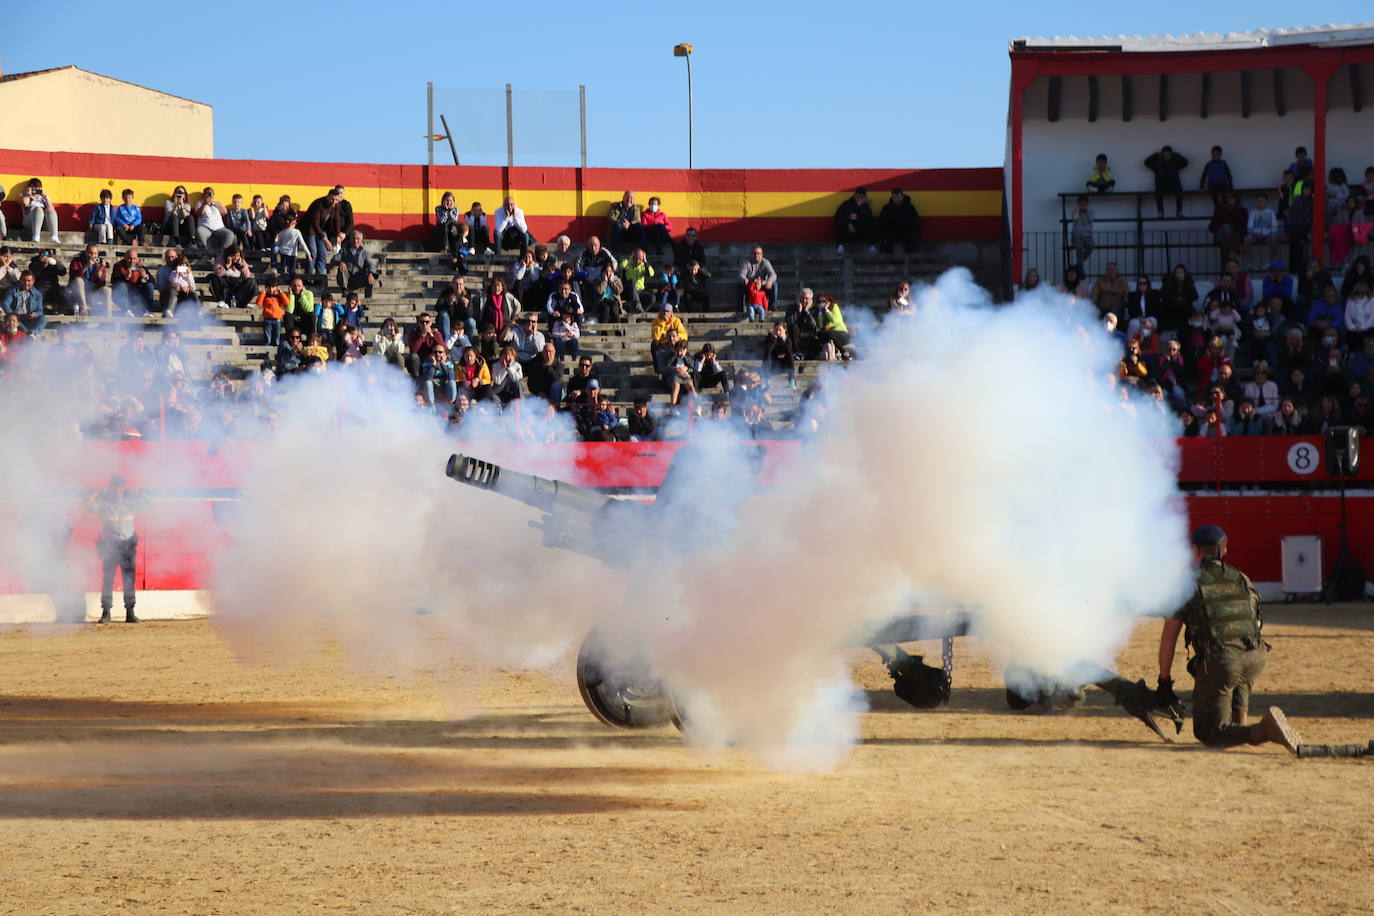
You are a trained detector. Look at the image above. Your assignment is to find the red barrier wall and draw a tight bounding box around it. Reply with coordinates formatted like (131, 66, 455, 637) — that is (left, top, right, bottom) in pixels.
(2, 438, 1368, 594)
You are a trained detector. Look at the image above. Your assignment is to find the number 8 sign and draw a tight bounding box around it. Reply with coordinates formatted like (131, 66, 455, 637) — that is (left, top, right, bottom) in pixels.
(1287, 442, 1318, 475)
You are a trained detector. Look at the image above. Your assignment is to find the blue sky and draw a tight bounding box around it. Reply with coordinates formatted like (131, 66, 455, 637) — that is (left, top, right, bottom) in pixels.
(4, 1, 1367, 169)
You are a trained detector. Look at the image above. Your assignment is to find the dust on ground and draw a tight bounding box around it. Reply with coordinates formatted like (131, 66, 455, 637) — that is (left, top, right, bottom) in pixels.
(1, 604, 1372, 914)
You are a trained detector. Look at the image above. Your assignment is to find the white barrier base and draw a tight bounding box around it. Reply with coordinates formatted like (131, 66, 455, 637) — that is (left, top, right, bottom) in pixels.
(0, 591, 212, 624)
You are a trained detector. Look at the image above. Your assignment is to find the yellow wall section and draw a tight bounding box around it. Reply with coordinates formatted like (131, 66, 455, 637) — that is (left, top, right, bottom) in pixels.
(2, 172, 1000, 221)
(0, 69, 212, 159)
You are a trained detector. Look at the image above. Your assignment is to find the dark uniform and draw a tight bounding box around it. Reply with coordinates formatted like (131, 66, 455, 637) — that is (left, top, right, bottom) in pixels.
(83, 477, 149, 623)
(1175, 559, 1268, 746)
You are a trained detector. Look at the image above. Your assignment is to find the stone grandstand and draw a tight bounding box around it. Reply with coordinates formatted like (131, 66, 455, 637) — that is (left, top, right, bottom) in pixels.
(10, 234, 953, 428)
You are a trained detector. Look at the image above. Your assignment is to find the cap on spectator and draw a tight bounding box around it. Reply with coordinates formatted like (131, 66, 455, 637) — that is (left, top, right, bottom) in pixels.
(588, 378, 601, 388)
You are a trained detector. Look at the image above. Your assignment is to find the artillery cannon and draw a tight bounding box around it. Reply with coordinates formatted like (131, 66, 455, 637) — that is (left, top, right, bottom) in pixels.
(445, 451, 1176, 739)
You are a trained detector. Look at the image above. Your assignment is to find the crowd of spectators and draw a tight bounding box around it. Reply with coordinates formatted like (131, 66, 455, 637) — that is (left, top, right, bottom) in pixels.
(1025, 145, 1374, 437)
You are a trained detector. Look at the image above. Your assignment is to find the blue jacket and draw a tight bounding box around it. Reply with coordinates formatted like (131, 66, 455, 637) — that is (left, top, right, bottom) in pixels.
(1, 285, 44, 316)
(1199, 159, 1233, 188)
(89, 202, 115, 227)
(1307, 297, 1345, 328)
(115, 203, 142, 228)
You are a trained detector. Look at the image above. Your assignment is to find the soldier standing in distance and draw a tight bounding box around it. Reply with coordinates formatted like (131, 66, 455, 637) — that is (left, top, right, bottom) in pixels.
(1157, 525, 1300, 754)
(83, 475, 150, 624)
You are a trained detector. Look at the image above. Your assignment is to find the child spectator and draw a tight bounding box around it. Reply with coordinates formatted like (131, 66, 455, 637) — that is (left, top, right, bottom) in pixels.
(465, 201, 493, 254)
(626, 398, 657, 441)
(1056, 265, 1090, 299)
(113, 189, 144, 246)
(1243, 193, 1279, 268)
(1144, 146, 1188, 218)
(1086, 154, 1115, 193)
(656, 262, 681, 309)
(1208, 191, 1247, 263)
(155, 249, 198, 315)
(1070, 196, 1094, 267)
(743, 276, 769, 321)
(425, 346, 457, 405)
(1326, 167, 1351, 221)
(89, 189, 116, 244)
(1289, 147, 1315, 184)
(680, 259, 711, 311)
(249, 194, 270, 252)
(591, 395, 620, 441)
(339, 324, 366, 364)
(551, 307, 581, 360)
(267, 195, 297, 242)
(302, 333, 331, 366)
(315, 292, 340, 339)
(272, 214, 311, 278)
(456, 346, 492, 400)
(475, 323, 500, 363)
(695, 341, 730, 393)
(1245, 301, 1278, 368)
(256, 277, 290, 347)
(225, 194, 254, 249)
(664, 339, 696, 406)
(1198, 145, 1234, 206)
(339, 291, 366, 330)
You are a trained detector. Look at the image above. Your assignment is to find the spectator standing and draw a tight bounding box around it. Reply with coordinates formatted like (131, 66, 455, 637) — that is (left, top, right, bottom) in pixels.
(333, 186, 355, 241)
(20, 178, 61, 244)
(248, 194, 270, 253)
(1198, 145, 1235, 206)
(267, 195, 298, 241)
(83, 476, 150, 624)
(642, 197, 673, 254)
(1209, 191, 1248, 263)
(1144, 146, 1189, 217)
(272, 214, 311, 279)
(1285, 183, 1315, 270)
(1069, 196, 1095, 267)
(113, 189, 144, 246)
(256, 277, 290, 347)
(304, 187, 343, 282)
(89, 189, 116, 244)
(834, 187, 875, 254)
(607, 191, 643, 251)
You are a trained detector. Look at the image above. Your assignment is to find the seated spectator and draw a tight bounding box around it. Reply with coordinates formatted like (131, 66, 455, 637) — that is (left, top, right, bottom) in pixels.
(620, 249, 656, 313)
(1205, 282, 1243, 354)
(1156, 337, 1190, 406)
(586, 395, 621, 442)
(1086, 154, 1115, 193)
(1267, 397, 1311, 435)
(545, 279, 584, 328)
(550, 307, 581, 360)
(1244, 193, 1280, 267)
(1218, 257, 1256, 311)
(817, 293, 851, 360)
(1160, 263, 1199, 333)
(510, 249, 543, 302)
(0, 248, 21, 296)
(20, 178, 60, 244)
(494, 196, 533, 253)
(888, 280, 914, 316)
(113, 189, 144, 246)
(1, 312, 30, 361)
(456, 346, 492, 400)
(405, 314, 446, 378)
(695, 342, 730, 393)
(1307, 285, 1345, 340)
(193, 187, 235, 252)
(338, 292, 366, 332)
(285, 276, 315, 336)
(26, 249, 65, 310)
(464, 200, 493, 254)
(1056, 265, 1089, 299)
(641, 196, 673, 255)
(738, 246, 777, 316)
(424, 345, 458, 405)
(1227, 398, 1266, 435)
(489, 346, 524, 405)
(1332, 194, 1359, 269)
(568, 375, 601, 439)
(1242, 361, 1280, 415)
(315, 292, 341, 340)
(211, 245, 258, 307)
(112, 249, 152, 316)
(742, 274, 770, 322)
(0, 186, 6, 240)
(607, 191, 643, 251)
(653, 328, 683, 376)
(763, 321, 796, 388)
(157, 186, 194, 247)
(1130, 316, 1162, 367)
(549, 235, 578, 269)
(626, 398, 657, 441)
(740, 402, 774, 440)
(434, 191, 463, 255)
(787, 288, 822, 360)
(1118, 341, 1149, 385)
(1144, 145, 1188, 218)
(155, 249, 199, 316)
(526, 342, 566, 405)
(1124, 275, 1162, 337)
(663, 339, 696, 406)
(1351, 336, 1374, 390)
(878, 188, 921, 253)
(67, 244, 113, 316)
(680, 259, 711, 312)
(372, 317, 407, 368)
(1208, 191, 1247, 262)
(479, 276, 520, 336)
(651, 304, 687, 350)
(302, 333, 332, 367)
(335, 230, 378, 299)
(0, 271, 48, 337)
(731, 368, 772, 410)
(834, 187, 875, 254)
(656, 262, 681, 309)
(1194, 336, 1233, 397)
(587, 262, 625, 323)
(1019, 268, 1042, 294)
(337, 324, 367, 363)
(577, 236, 616, 285)
(1346, 282, 1374, 349)
(1313, 394, 1346, 435)
(1296, 258, 1333, 311)
(505, 313, 546, 367)
(1342, 256, 1373, 300)
(89, 189, 116, 244)
(673, 227, 707, 271)
(1091, 262, 1127, 323)
(432, 275, 475, 342)
(256, 276, 291, 347)
(1244, 300, 1278, 368)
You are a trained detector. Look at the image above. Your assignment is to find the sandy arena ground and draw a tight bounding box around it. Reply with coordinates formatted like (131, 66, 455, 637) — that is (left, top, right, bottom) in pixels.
(1, 604, 1373, 914)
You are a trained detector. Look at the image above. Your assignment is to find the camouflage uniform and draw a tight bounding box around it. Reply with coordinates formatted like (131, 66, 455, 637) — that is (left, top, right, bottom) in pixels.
(1175, 559, 1268, 747)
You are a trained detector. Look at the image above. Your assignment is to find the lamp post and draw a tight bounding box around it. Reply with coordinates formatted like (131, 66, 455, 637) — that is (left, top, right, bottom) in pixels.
(674, 43, 694, 169)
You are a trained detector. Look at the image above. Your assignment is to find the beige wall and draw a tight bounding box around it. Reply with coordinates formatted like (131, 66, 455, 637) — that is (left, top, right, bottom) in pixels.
(0, 68, 212, 158)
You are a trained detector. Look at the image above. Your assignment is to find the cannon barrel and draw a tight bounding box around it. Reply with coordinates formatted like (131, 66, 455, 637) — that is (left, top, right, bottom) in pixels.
(445, 453, 653, 568)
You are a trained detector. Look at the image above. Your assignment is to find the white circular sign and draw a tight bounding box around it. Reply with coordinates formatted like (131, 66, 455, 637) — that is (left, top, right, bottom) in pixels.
(1286, 442, 1319, 475)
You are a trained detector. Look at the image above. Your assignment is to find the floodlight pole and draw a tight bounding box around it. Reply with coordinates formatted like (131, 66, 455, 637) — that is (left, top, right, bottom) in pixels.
(674, 43, 695, 169)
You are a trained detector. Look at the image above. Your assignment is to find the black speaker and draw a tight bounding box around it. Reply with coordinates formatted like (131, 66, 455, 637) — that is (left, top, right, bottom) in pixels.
(1326, 426, 1361, 477)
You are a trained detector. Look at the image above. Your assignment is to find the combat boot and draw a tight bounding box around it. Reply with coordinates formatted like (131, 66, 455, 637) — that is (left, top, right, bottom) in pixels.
(1253, 706, 1300, 755)
(97, 608, 111, 623)
(124, 609, 140, 624)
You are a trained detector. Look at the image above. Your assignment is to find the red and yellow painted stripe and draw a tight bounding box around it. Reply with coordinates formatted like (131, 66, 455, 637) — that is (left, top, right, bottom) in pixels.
(1, 148, 1002, 243)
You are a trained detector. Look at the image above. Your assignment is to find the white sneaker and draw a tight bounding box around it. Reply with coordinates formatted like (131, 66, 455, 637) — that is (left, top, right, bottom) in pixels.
(835, 244, 845, 254)
(483, 248, 495, 256)
(50, 235, 61, 244)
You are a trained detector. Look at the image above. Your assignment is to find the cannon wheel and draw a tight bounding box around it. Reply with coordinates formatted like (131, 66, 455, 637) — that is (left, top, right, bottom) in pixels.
(575, 625, 676, 729)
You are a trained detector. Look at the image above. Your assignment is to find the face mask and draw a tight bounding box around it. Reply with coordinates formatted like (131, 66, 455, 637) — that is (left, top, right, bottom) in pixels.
(648, 203, 659, 212)
(1142, 328, 1153, 338)
(1323, 336, 1337, 347)
(1189, 319, 1203, 328)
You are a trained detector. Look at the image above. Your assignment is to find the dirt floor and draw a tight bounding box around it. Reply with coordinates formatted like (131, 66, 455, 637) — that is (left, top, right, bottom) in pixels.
(1, 604, 1373, 915)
